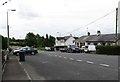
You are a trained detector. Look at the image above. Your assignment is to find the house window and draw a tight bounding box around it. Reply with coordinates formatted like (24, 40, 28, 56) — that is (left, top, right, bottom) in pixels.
(102, 43, 105, 45)
(77, 43, 79, 46)
(87, 43, 90, 45)
(73, 41, 75, 43)
(108, 43, 110, 46)
(94, 43, 97, 45)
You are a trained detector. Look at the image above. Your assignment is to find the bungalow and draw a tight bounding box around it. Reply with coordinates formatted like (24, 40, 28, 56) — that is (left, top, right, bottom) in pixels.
(74, 31, 118, 48)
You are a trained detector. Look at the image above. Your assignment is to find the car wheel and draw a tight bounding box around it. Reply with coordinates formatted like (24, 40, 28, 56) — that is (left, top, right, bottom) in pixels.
(68, 49, 72, 53)
(16, 53, 19, 56)
(31, 52, 35, 55)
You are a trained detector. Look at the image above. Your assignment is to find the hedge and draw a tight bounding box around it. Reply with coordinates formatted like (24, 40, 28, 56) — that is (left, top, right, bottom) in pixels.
(96, 45, 120, 55)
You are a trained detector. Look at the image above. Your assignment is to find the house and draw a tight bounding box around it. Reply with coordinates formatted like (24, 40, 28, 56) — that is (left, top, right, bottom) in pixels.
(74, 31, 118, 48)
(54, 35, 78, 50)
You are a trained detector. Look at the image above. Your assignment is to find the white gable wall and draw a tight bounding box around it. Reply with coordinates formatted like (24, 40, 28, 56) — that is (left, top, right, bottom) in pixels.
(55, 39, 65, 46)
(65, 37, 75, 46)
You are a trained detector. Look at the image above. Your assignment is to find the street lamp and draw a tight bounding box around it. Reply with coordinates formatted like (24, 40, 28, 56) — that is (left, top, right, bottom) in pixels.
(7, 9, 16, 50)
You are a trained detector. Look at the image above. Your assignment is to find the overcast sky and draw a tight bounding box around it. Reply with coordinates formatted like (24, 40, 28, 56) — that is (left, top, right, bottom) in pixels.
(0, 0, 120, 39)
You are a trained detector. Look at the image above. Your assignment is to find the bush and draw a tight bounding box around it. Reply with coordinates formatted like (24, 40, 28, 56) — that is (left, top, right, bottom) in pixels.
(96, 45, 120, 55)
(37, 47, 45, 51)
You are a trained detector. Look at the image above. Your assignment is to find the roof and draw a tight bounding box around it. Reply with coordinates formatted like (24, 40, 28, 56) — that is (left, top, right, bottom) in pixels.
(74, 33, 119, 43)
(56, 36, 78, 41)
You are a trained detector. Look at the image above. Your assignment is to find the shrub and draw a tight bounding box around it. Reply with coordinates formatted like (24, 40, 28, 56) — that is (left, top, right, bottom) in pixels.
(96, 45, 120, 55)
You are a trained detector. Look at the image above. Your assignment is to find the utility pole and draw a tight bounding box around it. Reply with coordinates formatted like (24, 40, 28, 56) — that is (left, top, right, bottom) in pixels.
(7, 9, 16, 50)
(116, 8, 118, 45)
(118, 1, 120, 45)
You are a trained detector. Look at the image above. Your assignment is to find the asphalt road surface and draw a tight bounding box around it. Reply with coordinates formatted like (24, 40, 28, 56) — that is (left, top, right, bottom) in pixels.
(19, 51, 118, 80)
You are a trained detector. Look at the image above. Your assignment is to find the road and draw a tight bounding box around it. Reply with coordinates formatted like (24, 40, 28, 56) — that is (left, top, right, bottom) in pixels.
(19, 51, 118, 80)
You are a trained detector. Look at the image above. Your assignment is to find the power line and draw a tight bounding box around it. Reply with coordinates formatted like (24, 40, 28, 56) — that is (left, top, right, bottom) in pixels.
(62, 9, 116, 36)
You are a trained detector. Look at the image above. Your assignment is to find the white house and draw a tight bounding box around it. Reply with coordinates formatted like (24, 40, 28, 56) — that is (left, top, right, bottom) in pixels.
(55, 35, 78, 50)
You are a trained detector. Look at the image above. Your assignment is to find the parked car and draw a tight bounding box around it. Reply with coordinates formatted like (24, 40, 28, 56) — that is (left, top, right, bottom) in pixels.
(13, 46, 38, 55)
(66, 45, 80, 53)
(84, 45, 96, 53)
(79, 46, 85, 53)
(45, 47, 54, 51)
(45, 47, 51, 51)
(60, 48, 67, 52)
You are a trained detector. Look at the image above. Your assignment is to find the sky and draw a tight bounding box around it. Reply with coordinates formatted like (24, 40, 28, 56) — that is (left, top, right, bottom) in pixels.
(0, 0, 120, 39)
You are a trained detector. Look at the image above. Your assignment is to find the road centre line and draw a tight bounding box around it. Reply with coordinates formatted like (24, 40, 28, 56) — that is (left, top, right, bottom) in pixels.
(100, 64, 110, 67)
(70, 58, 74, 60)
(76, 60, 82, 62)
(86, 61, 94, 64)
(59, 56, 62, 58)
(47, 54, 110, 68)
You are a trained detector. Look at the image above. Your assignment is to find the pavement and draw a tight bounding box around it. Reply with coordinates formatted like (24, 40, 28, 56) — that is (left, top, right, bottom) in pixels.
(2, 54, 30, 81)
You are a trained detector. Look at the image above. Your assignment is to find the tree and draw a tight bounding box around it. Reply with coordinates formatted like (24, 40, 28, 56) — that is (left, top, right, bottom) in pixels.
(1, 36, 8, 50)
(49, 35, 55, 47)
(36, 34, 42, 47)
(25, 32, 55, 48)
(11, 37, 15, 42)
(25, 32, 37, 47)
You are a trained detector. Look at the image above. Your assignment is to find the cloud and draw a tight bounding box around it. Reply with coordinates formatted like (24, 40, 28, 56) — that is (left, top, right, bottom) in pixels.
(16, 0, 40, 20)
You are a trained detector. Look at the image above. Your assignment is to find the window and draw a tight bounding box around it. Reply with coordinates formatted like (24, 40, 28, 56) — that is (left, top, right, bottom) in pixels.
(94, 43, 97, 45)
(88, 43, 90, 45)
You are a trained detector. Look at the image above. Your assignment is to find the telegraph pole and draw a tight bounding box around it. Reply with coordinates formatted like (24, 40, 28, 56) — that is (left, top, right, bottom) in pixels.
(116, 8, 118, 45)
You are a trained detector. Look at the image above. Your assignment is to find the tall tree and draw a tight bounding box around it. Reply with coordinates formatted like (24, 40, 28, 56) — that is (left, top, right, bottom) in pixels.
(25, 32, 37, 47)
(1, 36, 8, 50)
(36, 34, 42, 47)
(49, 35, 55, 47)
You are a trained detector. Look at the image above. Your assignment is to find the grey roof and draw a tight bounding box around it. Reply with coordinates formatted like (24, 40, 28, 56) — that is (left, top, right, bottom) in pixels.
(74, 34, 118, 43)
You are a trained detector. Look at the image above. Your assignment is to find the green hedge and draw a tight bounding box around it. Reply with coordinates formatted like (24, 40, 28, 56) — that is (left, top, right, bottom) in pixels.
(37, 47, 45, 51)
(96, 45, 120, 55)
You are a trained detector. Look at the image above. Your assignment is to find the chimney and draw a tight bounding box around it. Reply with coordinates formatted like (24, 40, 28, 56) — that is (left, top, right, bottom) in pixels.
(70, 34, 72, 36)
(97, 30, 101, 36)
(88, 32, 90, 36)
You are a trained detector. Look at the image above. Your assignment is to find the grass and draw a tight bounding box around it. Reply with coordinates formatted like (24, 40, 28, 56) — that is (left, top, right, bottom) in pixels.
(37, 47, 45, 51)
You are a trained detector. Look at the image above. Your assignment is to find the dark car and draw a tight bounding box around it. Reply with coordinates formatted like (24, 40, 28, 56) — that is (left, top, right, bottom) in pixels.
(13, 47, 38, 55)
(66, 45, 80, 53)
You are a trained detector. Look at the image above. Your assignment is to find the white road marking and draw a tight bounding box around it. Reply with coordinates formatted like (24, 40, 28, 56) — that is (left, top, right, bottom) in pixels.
(100, 64, 110, 67)
(70, 58, 74, 60)
(76, 60, 82, 62)
(59, 56, 62, 58)
(86, 61, 94, 64)
(55, 55, 57, 57)
(16, 56, 32, 81)
(64, 57, 67, 59)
